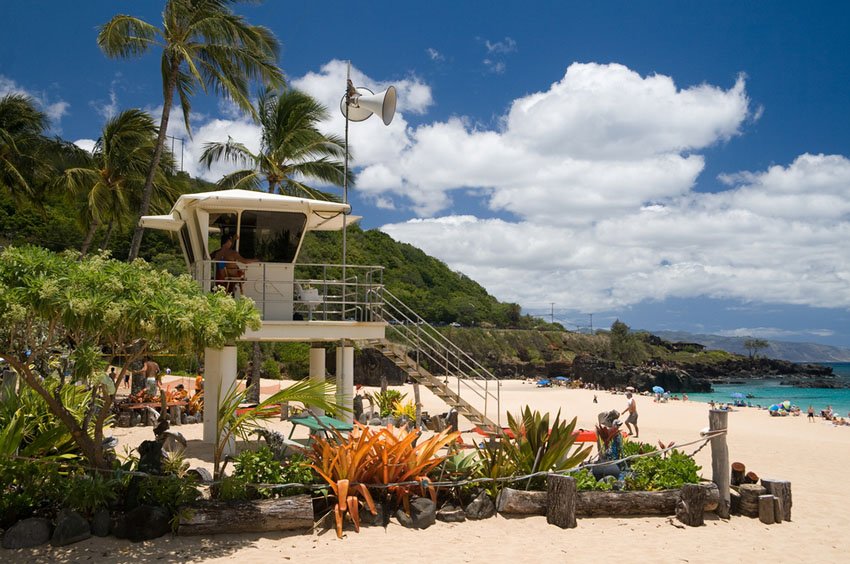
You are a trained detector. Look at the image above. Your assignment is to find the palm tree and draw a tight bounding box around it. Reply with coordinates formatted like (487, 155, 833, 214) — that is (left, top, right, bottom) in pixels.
(98, 0, 284, 261)
(59, 109, 177, 256)
(199, 88, 347, 199)
(0, 94, 49, 200)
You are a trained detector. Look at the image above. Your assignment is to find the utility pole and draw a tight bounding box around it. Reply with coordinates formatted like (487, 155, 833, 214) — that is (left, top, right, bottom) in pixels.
(550, 302, 555, 324)
(589, 313, 593, 334)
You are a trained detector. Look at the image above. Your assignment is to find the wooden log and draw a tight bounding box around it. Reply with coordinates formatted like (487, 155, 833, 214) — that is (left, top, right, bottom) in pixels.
(413, 382, 422, 430)
(743, 471, 759, 484)
(773, 496, 783, 524)
(279, 401, 289, 421)
(178, 495, 314, 535)
(758, 495, 775, 524)
(676, 484, 707, 527)
(709, 409, 731, 518)
(497, 483, 720, 517)
(546, 475, 577, 528)
(738, 483, 767, 517)
(731, 462, 746, 486)
(497, 487, 547, 514)
(761, 478, 792, 521)
(730, 488, 741, 515)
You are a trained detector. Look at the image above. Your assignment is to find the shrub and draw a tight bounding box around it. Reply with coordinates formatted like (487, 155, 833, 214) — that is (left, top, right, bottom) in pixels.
(0, 458, 66, 527)
(62, 472, 120, 517)
(625, 451, 701, 491)
(369, 389, 405, 417)
(392, 399, 416, 420)
(232, 446, 283, 499)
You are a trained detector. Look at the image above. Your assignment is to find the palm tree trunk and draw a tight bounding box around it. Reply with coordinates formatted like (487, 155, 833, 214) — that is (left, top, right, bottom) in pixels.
(99, 218, 115, 250)
(80, 219, 100, 256)
(248, 341, 262, 404)
(127, 61, 179, 262)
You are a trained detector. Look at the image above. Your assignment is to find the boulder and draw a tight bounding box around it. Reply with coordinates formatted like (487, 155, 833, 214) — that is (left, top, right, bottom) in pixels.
(187, 467, 213, 483)
(51, 509, 91, 546)
(436, 503, 466, 523)
(395, 497, 436, 529)
(360, 503, 386, 527)
(91, 508, 111, 537)
(112, 505, 171, 542)
(2, 517, 52, 549)
(465, 491, 496, 520)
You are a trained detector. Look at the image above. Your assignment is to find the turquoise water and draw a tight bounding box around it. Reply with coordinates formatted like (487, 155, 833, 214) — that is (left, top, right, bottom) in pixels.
(687, 362, 850, 416)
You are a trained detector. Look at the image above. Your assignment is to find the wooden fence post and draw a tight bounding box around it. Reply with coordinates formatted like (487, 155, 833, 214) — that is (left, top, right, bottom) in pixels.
(761, 478, 792, 522)
(546, 474, 577, 529)
(709, 409, 730, 518)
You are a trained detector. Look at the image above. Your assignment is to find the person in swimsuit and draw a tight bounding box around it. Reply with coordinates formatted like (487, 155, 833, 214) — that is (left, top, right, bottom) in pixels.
(623, 392, 639, 438)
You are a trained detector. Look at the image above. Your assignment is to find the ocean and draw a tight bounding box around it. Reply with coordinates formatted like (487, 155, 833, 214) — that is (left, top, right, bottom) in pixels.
(687, 362, 850, 416)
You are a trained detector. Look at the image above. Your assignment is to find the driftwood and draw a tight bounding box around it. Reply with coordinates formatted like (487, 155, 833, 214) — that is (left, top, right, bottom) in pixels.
(731, 462, 746, 486)
(178, 495, 313, 535)
(730, 488, 741, 515)
(497, 483, 720, 517)
(546, 475, 577, 528)
(738, 483, 767, 517)
(761, 478, 792, 521)
(676, 484, 707, 527)
(709, 410, 731, 518)
(743, 471, 759, 484)
(758, 495, 775, 524)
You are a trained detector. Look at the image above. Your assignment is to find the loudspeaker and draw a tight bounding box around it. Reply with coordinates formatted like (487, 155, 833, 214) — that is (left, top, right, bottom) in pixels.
(340, 85, 397, 125)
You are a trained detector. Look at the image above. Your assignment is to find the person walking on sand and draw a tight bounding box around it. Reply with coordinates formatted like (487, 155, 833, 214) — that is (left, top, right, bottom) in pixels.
(807, 405, 815, 422)
(623, 392, 639, 438)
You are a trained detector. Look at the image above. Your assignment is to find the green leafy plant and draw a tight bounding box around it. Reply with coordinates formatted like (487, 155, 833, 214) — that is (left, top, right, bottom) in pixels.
(62, 472, 120, 517)
(0, 458, 67, 527)
(625, 450, 701, 491)
(620, 439, 658, 458)
(573, 468, 614, 491)
(500, 407, 592, 491)
(137, 473, 201, 527)
(217, 475, 250, 501)
(368, 390, 406, 417)
(232, 446, 283, 499)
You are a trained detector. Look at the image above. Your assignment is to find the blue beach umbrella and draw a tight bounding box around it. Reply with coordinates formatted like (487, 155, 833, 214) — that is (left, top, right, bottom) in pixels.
(555, 376, 570, 382)
(652, 386, 664, 394)
(769, 404, 780, 412)
(730, 392, 745, 399)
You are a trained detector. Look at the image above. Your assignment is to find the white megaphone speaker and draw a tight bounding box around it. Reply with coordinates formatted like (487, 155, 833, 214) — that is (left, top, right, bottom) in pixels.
(340, 84, 397, 125)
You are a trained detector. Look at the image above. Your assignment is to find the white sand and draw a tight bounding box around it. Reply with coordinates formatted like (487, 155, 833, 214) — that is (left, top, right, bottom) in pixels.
(11, 377, 850, 563)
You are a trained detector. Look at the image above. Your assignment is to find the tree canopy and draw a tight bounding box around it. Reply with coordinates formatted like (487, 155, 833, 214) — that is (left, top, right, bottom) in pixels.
(0, 245, 261, 467)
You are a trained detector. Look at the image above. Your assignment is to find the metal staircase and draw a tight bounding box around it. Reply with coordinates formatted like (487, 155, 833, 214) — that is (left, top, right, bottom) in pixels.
(365, 288, 501, 432)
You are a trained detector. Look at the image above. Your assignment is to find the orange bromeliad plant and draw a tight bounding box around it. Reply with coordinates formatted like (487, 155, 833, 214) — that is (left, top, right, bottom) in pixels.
(308, 423, 460, 538)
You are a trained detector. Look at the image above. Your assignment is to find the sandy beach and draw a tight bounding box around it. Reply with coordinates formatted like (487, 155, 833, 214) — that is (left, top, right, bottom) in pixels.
(11, 377, 850, 563)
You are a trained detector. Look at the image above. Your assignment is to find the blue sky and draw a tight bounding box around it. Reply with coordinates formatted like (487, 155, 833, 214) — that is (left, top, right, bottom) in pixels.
(2, 1, 850, 347)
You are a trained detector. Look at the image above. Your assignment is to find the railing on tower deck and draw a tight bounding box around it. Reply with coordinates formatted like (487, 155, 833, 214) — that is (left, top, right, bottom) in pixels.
(375, 288, 501, 427)
(194, 260, 385, 322)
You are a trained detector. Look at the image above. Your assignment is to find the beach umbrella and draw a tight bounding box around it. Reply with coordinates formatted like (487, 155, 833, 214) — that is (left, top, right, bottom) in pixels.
(782, 400, 791, 410)
(652, 386, 664, 394)
(625, 386, 636, 392)
(555, 376, 570, 382)
(769, 404, 780, 411)
(730, 392, 745, 399)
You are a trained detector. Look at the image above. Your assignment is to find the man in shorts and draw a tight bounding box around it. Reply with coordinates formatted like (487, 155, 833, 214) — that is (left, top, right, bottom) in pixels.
(623, 392, 639, 438)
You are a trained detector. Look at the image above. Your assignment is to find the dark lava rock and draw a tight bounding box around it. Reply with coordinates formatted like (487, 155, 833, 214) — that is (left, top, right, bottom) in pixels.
(464, 491, 496, 520)
(436, 503, 466, 523)
(51, 509, 91, 546)
(2, 517, 52, 549)
(395, 497, 436, 529)
(112, 505, 170, 542)
(360, 503, 386, 527)
(91, 508, 111, 537)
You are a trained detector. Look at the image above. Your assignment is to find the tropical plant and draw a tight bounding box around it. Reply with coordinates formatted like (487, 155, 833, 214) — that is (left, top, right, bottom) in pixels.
(0, 245, 261, 469)
(62, 472, 120, 517)
(137, 473, 201, 528)
(200, 88, 347, 199)
(58, 109, 178, 255)
(307, 424, 460, 538)
(625, 450, 701, 491)
(392, 399, 417, 421)
(0, 457, 66, 527)
(0, 94, 49, 200)
(500, 407, 592, 490)
(212, 378, 339, 482)
(232, 446, 283, 498)
(98, 0, 284, 260)
(368, 389, 405, 418)
(574, 468, 614, 491)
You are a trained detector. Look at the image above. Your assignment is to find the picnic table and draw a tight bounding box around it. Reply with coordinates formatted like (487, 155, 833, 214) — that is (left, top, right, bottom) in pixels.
(286, 414, 353, 440)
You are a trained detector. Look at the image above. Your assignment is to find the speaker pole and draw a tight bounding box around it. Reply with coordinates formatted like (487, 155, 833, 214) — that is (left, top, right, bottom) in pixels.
(342, 61, 351, 319)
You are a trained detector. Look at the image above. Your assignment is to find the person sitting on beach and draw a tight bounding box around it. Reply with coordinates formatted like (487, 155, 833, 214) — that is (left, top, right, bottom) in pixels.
(172, 383, 188, 401)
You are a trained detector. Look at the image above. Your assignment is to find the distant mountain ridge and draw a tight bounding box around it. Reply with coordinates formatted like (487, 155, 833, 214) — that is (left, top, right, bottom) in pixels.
(649, 330, 850, 363)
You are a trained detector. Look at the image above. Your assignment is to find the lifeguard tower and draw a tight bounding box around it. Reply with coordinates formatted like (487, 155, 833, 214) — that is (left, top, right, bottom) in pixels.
(140, 189, 387, 442)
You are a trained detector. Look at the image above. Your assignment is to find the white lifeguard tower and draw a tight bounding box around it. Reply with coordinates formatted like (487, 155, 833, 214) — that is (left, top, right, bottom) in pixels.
(141, 189, 387, 442)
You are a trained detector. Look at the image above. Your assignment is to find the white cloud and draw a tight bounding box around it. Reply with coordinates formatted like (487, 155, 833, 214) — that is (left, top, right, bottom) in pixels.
(717, 327, 836, 339)
(73, 139, 96, 153)
(483, 59, 506, 75)
(426, 48, 444, 62)
(0, 74, 69, 128)
(485, 37, 517, 54)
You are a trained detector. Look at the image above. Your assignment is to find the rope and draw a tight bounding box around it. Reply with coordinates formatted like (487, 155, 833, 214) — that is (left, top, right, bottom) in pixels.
(6, 429, 727, 493)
